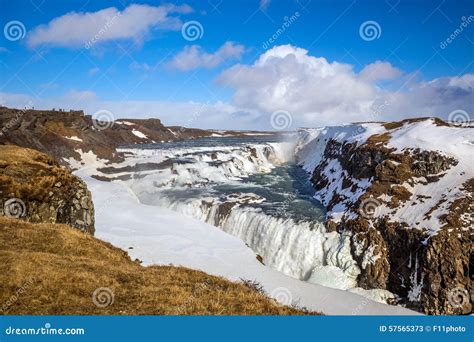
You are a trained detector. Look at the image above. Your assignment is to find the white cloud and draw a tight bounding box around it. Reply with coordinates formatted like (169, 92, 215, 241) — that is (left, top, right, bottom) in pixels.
(217, 45, 377, 124)
(168, 42, 245, 71)
(376, 73, 474, 120)
(359, 60, 402, 82)
(217, 45, 474, 127)
(27, 4, 193, 49)
(1, 45, 472, 130)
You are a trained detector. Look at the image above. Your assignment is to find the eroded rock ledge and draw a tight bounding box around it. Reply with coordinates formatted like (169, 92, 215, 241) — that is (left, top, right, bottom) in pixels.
(297, 118, 473, 314)
(0, 145, 94, 234)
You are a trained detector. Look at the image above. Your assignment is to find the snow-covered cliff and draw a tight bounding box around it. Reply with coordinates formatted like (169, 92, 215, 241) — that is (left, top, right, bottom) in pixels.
(295, 118, 473, 314)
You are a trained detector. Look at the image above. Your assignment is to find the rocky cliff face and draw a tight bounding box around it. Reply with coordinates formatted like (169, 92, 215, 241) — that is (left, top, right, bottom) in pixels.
(0, 106, 212, 167)
(0, 145, 95, 234)
(296, 118, 473, 314)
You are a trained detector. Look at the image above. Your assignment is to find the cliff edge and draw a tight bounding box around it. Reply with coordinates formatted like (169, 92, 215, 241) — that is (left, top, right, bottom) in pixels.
(296, 118, 473, 314)
(0, 145, 94, 234)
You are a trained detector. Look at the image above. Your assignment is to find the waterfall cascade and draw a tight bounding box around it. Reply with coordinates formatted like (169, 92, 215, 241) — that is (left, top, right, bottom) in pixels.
(112, 135, 394, 302)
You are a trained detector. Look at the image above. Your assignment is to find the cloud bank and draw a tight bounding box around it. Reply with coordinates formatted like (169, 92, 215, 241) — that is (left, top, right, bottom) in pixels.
(27, 4, 192, 49)
(217, 45, 473, 127)
(2, 45, 472, 130)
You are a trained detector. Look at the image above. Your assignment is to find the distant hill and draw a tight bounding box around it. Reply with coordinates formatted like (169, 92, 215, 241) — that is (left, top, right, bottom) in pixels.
(0, 106, 213, 166)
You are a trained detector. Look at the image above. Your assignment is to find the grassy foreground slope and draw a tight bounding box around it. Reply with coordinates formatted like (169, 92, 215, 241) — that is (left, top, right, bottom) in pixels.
(0, 216, 316, 315)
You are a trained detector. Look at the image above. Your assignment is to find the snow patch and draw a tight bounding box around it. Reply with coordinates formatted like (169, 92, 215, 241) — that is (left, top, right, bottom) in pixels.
(116, 121, 135, 126)
(65, 136, 83, 142)
(132, 129, 148, 139)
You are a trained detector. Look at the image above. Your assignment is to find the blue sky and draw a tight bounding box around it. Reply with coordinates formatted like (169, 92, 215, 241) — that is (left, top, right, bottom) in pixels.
(0, 0, 473, 129)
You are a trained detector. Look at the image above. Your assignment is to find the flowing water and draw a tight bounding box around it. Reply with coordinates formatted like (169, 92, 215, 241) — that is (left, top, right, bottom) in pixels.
(122, 134, 326, 233)
(115, 135, 366, 292)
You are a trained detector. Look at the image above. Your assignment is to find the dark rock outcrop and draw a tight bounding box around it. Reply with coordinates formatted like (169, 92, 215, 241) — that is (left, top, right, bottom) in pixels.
(306, 122, 472, 315)
(0, 145, 95, 234)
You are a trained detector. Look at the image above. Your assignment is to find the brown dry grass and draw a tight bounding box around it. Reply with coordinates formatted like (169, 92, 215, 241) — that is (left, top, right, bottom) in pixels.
(43, 121, 80, 138)
(0, 145, 77, 201)
(0, 217, 318, 315)
(366, 132, 391, 145)
(0, 144, 55, 165)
